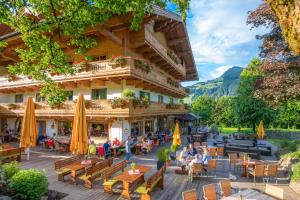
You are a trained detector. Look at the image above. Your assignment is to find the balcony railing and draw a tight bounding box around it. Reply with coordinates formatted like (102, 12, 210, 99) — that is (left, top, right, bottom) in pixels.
(144, 27, 186, 77)
(0, 57, 188, 97)
(0, 100, 187, 117)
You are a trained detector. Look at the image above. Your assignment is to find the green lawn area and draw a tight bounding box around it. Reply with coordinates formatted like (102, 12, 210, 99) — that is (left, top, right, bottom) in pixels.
(219, 127, 252, 134)
(267, 139, 289, 147)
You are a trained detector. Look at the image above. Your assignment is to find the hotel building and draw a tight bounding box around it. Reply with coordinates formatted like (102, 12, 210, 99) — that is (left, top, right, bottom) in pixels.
(0, 7, 198, 143)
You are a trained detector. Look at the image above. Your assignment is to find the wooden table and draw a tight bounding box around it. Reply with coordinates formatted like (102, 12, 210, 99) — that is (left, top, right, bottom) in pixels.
(65, 158, 102, 184)
(114, 165, 151, 200)
(221, 189, 276, 200)
(241, 159, 265, 177)
(111, 145, 124, 158)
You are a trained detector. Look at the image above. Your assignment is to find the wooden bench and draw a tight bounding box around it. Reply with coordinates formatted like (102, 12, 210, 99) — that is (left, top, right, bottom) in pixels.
(54, 155, 81, 181)
(79, 158, 113, 188)
(0, 147, 22, 163)
(102, 160, 127, 193)
(135, 167, 164, 200)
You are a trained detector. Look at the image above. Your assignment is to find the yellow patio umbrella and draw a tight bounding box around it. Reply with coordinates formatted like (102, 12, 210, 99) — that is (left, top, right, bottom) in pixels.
(172, 122, 181, 146)
(20, 97, 38, 160)
(70, 94, 88, 154)
(257, 120, 265, 139)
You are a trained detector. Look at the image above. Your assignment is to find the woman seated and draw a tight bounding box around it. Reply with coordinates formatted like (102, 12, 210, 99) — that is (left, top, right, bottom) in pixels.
(178, 147, 189, 170)
(112, 137, 122, 146)
(141, 139, 149, 154)
(202, 148, 212, 165)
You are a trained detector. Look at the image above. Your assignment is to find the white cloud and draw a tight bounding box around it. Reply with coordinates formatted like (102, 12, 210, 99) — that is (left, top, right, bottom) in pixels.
(209, 65, 233, 79)
(187, 0, 262, 65)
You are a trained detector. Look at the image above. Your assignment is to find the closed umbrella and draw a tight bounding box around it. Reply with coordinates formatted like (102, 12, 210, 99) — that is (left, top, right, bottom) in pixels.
(173, 122, 181, 146)
(257, 120, 265, 139)
(70, 94, 88, 154)
(20, 97, 37, 160)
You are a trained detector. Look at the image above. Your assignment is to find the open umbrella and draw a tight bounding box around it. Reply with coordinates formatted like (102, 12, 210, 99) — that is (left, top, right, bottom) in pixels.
(70, 94, 88, 154)
(257, 120, 265, 139)
(20, 97, 37, 160)
(173, 122, 181, 146)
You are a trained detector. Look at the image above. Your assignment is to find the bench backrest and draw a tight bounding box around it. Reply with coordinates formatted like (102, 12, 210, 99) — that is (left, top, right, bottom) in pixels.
(0, 147, 22, 157)
(146, 167, 164, 191)
(54, 155, 81, 170)
(86, 160, 109, 176)
(101, 160, 126, 180)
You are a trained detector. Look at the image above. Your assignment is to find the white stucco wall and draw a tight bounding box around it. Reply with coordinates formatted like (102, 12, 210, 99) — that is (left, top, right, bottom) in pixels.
(109, 119, 130, 142)
(45, 119, 57, 137)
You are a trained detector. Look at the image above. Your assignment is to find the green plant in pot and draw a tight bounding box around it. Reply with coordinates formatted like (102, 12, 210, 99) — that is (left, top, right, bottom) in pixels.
(122, 89, 135, 100)
(170, 144, 179, 161)
(131, 162, 137, 170)
(156, 147, 169, 170)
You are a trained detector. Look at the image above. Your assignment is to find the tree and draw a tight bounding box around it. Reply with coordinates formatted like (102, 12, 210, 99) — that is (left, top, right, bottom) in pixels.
(234, 58, 275, 131)
(276, 100, 300, 129)
(212, 96, 235, 127)
(0, 0, 189, 106)
(266, 0, 300, 54)
(191, 95, 215, 124)
(247, 2, 300, 105)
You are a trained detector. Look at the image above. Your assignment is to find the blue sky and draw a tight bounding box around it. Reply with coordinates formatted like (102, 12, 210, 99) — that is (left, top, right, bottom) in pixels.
(168, 0, 264, 85)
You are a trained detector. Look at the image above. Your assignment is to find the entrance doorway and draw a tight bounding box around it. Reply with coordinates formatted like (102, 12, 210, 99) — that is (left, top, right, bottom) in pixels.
(37, 121, 46, 137)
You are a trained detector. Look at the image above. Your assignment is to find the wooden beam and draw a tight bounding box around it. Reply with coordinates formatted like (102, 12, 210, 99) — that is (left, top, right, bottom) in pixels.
(166, 22, 181, 32)
(79, 80, 91, 87)
(92, 79, 106, 86)
(65, 82, 77, 89)
(154, 19, 173, 32)
(98, 28, 122, 46)
(168, 36, 186, 46)
(176, 50, 191, 57)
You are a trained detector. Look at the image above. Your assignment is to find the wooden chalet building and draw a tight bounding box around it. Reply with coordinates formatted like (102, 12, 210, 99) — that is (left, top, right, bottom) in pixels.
(0, 7, 198, 143)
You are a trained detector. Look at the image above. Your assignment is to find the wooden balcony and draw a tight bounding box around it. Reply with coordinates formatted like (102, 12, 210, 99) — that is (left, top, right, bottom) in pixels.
(130, 27, 186, 79)
(0, 100, 187, 118)
(0, 57, 188, 98)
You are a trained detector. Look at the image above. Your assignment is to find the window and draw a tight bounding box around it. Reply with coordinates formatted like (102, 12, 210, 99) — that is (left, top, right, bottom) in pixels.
(15, 94, 23, 103)
(158, 95, 163, 103)
(36, 93, 45, 102)
(131, 121, 143, 137)
(91, 55, 107, 61)
(140, 91, 150, 100)
(169, 97, 174, 104)
(67, 91, 73, 101)
(145, 120, 154, 133)
(92, 88, 107, 100)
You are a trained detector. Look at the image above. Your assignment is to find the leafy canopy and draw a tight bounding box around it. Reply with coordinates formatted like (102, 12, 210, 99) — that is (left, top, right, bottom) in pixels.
(0, 0, 189, 106)
(191, 95, 215, 124)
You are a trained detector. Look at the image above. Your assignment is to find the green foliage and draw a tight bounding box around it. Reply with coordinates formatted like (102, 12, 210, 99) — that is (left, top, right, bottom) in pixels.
(0, 0, 189, 98)
(40, 83, 68, 107)
(122, 89, 135, 99)
(170, 144, 179, 153)
(192, 95, 215, 124)
(10, 169, 48, 200)
(291, 162, 300, 181)
(212, 96, 236, 127)
(234, 58, 275, 131)
(1, 161, 20, 180)
(276, 100, 300, 129)
(156, 147, 169, 162)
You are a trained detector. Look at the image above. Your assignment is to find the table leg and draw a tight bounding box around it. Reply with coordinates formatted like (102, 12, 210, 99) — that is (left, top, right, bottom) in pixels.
(121, 181, 131, 200)
(70, 170, 77, 185)
(113, 148, 117, 158)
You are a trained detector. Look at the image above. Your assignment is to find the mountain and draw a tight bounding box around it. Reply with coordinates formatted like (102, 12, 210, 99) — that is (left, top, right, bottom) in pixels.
(188, 66, 243, 99)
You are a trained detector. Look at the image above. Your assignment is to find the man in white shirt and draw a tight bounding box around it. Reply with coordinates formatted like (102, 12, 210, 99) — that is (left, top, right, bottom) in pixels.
(189, 154, 203, 167)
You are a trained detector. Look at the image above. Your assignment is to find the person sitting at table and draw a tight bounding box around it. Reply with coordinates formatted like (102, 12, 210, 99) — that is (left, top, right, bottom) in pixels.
(112, 137, 121, 146)
(88, 140, 97, 157)
(141, 138, 149, 154)
(202, 148, 212, 165)
(189, 154, 203, 167)
(188, 143, 197, 157)
(103, 139, 111, 159)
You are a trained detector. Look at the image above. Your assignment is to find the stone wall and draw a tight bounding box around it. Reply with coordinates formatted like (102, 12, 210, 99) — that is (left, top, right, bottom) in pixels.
(266, 130, 300, 140)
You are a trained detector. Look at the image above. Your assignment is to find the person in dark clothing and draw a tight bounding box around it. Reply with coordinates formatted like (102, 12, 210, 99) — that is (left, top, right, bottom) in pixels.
(188, 126, 192, 135)
(187, 143, 197, 157)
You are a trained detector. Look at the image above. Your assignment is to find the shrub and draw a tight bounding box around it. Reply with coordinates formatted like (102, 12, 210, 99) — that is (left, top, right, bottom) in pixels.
(291, 162, 300, 181)
(122, 89, 135, 99)
(156, 147, 169, 162)
(2, 161, 20, 180)
(10, 169, 48, 200)
(170, 144, 179, 153)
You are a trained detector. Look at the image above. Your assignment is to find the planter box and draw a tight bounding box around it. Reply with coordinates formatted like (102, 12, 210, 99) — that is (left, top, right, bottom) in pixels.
(289, 180, 300, 195)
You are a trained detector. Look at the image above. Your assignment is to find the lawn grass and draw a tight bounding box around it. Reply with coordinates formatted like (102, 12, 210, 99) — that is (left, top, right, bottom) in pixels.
(219, 127, 252, 135)
(267, 139, 288, 147)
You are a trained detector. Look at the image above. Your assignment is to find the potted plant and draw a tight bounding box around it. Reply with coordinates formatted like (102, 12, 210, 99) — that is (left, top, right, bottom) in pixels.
(122, 89, 135, 100)
(131, 162, 137, 170)
(156, 147, 170, 170)
(141, 96, 150, 108)
(7, 103, 15, 110)
(109, 56, 126, 68)
(170, 144, 179, 161)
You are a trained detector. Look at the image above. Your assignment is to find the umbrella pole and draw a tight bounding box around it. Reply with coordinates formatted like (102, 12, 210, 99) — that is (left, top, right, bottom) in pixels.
(26, 147, 30, 160)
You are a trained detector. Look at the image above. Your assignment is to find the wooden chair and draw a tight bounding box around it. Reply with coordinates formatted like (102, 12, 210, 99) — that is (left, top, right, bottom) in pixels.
(219, 179, 231, 197)
(189, 163, 204, 182)
(102, 160, 126, 193)
(265, 184, 284, 200)
(264, 164, 278, 184)
(228, 153, 239, 171)
(203, 184, 217, 200)
(54, 155, 81, 181)
(182, 189, 198, 200)
(0, 147, 22, 164)
(207, 159, 217, 177)
(209, 147, 216, 158)
(217, 147, 224, 159)
(248, 165, 265, 185)
(135, 167, 164, 200)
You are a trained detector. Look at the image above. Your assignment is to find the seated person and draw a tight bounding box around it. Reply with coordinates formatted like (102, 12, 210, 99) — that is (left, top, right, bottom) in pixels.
(112, 137, 122, 146)
(88, 140, 97, 156)
(103, 139, 111, 158)
(202, 149, 212, 165)
(141, 139, 149, 153)
(187, 143, 197, 157)
(189, 154, 203, 167)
